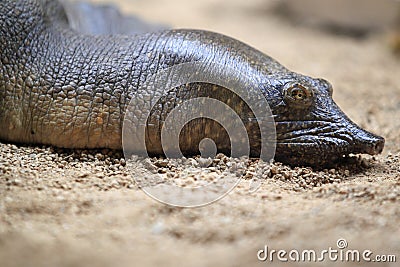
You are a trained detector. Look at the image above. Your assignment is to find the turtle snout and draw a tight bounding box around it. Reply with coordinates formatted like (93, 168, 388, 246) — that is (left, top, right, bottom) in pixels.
(363, 135, 385, 155)
(353, 128, 385, 155)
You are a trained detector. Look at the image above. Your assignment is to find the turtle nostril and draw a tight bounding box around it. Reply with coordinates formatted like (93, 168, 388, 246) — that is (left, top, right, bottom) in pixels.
(374, 138, 385, 154)
(365, 136, 385, 155)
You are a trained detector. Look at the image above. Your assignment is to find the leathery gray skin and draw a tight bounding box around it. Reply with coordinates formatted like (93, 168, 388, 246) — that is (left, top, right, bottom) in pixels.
(0, 0, 384, 167)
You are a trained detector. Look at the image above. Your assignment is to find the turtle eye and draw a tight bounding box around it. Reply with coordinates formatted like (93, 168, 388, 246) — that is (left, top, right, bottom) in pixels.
(283, 83, 314, 108)
(291, 87, 307, 100)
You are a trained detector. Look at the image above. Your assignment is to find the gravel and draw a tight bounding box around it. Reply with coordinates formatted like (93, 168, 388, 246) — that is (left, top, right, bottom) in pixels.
(0, 142, 386, 194)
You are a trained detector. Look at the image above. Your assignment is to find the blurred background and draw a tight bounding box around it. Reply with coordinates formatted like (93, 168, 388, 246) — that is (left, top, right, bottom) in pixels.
(89, 1, 400, 29)
(82, 0, 400, 53)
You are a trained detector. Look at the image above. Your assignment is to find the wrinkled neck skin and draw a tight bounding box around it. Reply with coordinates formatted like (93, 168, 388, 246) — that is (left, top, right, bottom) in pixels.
(0, 0, 384, 167)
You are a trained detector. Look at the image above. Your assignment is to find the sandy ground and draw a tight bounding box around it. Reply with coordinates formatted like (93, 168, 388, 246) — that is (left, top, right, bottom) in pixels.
(1, 0, 400, 266)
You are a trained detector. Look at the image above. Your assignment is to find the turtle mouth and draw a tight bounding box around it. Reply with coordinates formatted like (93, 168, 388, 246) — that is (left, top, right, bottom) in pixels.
(274, 120, 385, 167)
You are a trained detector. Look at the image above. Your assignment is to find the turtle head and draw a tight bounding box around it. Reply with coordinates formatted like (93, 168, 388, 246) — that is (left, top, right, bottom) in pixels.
(269, 74, 384, 166)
